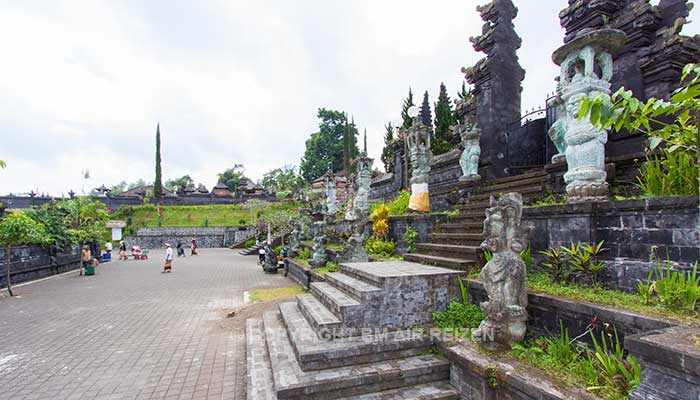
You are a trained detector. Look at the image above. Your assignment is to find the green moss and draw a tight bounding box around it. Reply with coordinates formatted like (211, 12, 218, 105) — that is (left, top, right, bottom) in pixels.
(315, 261, 340, 275)
(249, 286, 305, 302)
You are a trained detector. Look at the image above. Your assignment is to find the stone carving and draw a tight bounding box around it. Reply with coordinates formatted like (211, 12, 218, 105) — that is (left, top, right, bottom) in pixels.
(340, 218, 370, 263)
(324, 173, 337, 217)
(354, 155, 372, 217)
(407, 112, 432, 213)
(472, 193, 530, 352)
(263, 242, 278, 273)
(344, 180, 357, 221)
(547, 82, 568, 164)
(552, 28, 627, 203)
(287, 217, 300, 257)
(340, 154, 373, 263)
(456, 121, 481, 181)
(310, 221, 327, 268)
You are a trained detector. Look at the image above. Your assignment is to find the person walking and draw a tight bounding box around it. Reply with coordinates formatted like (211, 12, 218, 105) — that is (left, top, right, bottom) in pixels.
(105, 241, 113, 256)
(80, 245, 91, 276)
(163, 243, 173, 273)
(190, 237, 198, 256)
(118, 241, 128, 260)
(176, 241, 185, 257)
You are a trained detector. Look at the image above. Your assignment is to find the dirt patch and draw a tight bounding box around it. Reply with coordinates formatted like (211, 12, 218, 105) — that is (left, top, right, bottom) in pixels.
(210, 295, 298, 334)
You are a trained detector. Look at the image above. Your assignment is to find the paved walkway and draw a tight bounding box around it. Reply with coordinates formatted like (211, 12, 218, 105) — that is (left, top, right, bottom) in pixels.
(0, 249, 292, 400)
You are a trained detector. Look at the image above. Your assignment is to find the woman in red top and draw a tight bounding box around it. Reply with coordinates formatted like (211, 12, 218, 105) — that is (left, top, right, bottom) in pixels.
(191, 238, 198, 256)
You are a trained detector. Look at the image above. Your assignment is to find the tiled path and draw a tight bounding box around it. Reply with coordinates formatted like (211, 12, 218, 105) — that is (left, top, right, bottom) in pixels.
(0, 249, 291, 400)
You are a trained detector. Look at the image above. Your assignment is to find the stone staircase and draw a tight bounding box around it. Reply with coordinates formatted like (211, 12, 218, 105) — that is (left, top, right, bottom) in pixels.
(246, 261, 463, 400)
(404, 169, 549, 270)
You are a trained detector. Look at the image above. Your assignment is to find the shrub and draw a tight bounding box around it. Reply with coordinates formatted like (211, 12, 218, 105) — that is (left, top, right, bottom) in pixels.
(539, 247, 567, 282)
(560, 241, 606, 284)
(432, 302, 484, 336)
(370, 203, 390, 239)
(365, 236, 396, 257)
(297, 247, 312, 260)
(387, 190, 410, 217)
(243, 238, 256, 248)
(238, 218, 247, 225)
(403, 226, 417, 253)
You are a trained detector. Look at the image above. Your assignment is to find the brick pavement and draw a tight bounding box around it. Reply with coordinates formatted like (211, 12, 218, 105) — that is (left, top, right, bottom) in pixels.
(0, 249, 291, 400)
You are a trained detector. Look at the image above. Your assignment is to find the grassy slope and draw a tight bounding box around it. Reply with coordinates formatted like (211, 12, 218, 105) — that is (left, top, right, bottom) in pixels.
(111, 202, 298, 229)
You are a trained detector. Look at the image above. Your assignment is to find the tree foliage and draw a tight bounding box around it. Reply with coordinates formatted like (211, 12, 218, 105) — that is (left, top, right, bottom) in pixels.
(300, 108, 358, 182)
(165, 175, 194, 194)
(0, 213, 49, 248)
(400, 88, 415, 130)
(217, 164, 246, 192)
(153, 124, 163, 204)
(262, 165, 304, 198)
(580, 63, 700, 197)
(381, 122, 395, 173)
(420, 90, 433, 128)
(0, 160, 5, 169)
(433, 82, 456, 155)
(60, 197, 109, 245)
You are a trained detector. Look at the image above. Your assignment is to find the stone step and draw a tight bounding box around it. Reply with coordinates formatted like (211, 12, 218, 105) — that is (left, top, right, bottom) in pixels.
(468, 185, 544, 202)
(435, 222, 482, 233)
(337, 381, 459, 400)
(474, 175, 549, 195)
(325, 272, 383, 302)
(414, 243, 480, 260)
(262, 311, 451, 400)
(446, 213, 484, 223)
(455, 201, 490, 211)
(403, 254, 475, 270)
(296, 293, 341, 337)
(427, 233, 483, 246)
(310, 282, 363, 321)
(475, 169, 548, 187)
(246, 319, 278, 400)
(278, 302, 432, 371)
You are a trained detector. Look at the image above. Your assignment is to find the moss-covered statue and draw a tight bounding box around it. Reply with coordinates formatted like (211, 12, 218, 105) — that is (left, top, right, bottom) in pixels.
(310, 221, 327, 268)
(472, 193, 530, 351)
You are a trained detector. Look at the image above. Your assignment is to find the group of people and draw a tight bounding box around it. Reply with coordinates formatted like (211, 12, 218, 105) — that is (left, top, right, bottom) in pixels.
(162, 238, 198, 273)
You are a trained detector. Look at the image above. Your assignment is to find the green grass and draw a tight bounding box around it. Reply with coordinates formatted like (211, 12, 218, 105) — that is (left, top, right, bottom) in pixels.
(248, 287, 305, 303)
(111, 202, 298, 228)
(291, 258, 311, 268)
(528, 273, 699, 322)
(326, 243, 344, 251)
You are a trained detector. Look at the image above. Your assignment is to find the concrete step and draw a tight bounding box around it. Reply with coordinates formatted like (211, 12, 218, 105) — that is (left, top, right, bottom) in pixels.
(446, 213, 484, 223)
(246, 319, 278, 400)
(414, 243, 480, 259)
(474, 174, 549, 195)
(435, 222, 482, 234)
(325, 272, 383, 302)
(310, 282, 363, 321)
(474, 169, 548, 187)
(262, 311, 451, 400)
(337, 381, 459, 400)
(455, 201, 490, 212)
(296, 293, 341, 337)
(403, 254, 475, 270)
(427, 233, 483, 246)
(278, 302, 432, 371)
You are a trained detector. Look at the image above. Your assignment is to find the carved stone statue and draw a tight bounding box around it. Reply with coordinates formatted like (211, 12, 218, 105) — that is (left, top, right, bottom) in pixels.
(339, 154, 373, 263)
(407, 111, 432, 212)
(263, 243, 278, 273)
(456, 121, 481, 181)
(324, 173, 337, 217)
(552, 28, 627, 203)
(547, 82, 567, 164)
(340, 218, 370, 263)
(354, 156, 372, 217)
(310, 221, 327, 268)
(472, 193, 530, 352)
(288, 217, 300, 257)
(344, 180, 357, 221)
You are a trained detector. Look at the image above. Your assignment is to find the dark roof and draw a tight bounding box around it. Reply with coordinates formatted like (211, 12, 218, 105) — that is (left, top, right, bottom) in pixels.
(117, 185, 175, 197)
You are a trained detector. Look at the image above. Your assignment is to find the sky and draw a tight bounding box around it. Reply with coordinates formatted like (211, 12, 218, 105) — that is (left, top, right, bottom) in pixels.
(1, 0, 698, 196)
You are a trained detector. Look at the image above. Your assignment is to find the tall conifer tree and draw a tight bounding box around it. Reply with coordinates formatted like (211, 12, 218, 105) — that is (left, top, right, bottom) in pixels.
(400, 87, 415, 130)
(153, 123, 163, 204)
(420, 91, 432, 128)
(433, 82, 456, 155)
(381, 122, 395, 173)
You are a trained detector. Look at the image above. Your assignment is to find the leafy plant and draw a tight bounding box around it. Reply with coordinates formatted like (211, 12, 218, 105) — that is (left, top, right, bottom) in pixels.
(636, 270, 655, 305)
(653, 260, 700, 312)
(403, 226, 417, 253)
(365, 236, 396, 257)
(0, 212, 50, 296)
(387, 190, 410, 217)
(580, 63, 700, 197)
(457, 276, 469, 305)
(243, 238, 256, 248)
(520, 244, 532, 273)
(540, 247, 568, 282)
(370, 203, 390, 239)
(297, 247, 312, 260)
(432, 301, 484, 337)
(587, 329, 641, 396)
(561, 241, 606, 283)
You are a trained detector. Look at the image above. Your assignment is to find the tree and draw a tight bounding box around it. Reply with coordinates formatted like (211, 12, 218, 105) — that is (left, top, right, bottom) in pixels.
(381, 122, 395, 173)
(420, 90, 433, 128)
(400, 88, 415, 130)
(580, 63, 700, 197)
(218, 164, 246, 192)
(0, 213, 48, 296)
(433, 82, 456, 155)
(165, 175, 194, 194)
(262, 165, 304, 198)
(457, 81, 470, 102)
(60, 197, 109, 270)
(0, 160, 5, 169)
(300, 108, 359, 182)
(153, 124, 163, 204)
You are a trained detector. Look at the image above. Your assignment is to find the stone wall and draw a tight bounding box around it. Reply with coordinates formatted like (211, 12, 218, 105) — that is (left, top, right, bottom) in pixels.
(0, 245, 81, 288)
(388, 214, 447, 254)
(125, 226, 256, 249)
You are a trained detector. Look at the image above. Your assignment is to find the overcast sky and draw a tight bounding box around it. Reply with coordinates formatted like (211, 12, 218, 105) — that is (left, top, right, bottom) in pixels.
(1, 1, 698, 195)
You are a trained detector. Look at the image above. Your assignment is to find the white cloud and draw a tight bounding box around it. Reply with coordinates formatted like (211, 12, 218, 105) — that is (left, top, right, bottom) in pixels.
(0, 0, 698, 195)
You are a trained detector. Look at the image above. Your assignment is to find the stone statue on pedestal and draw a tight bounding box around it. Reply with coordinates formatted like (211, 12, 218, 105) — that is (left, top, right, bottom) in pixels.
(456, 121, 481, 181)
(339, 154, 373, 263)
(407, 108, 432, 212)
(547, 83, 567, 164)
(310, 221, 327, 268)
(472, 193, 530, 352)
(263, 242, 278, 273)
(288, 217, 300, 257)
(324, 173, 337, 217)
(552, 28, 627, 203)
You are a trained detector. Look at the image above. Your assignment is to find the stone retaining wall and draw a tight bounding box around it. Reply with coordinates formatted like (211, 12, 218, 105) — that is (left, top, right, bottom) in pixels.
(125, 226, 255, 249)
(0, 245, 81, 288)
